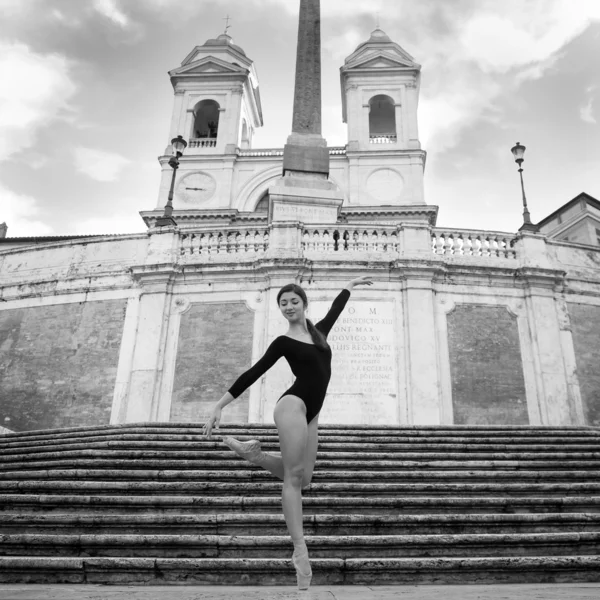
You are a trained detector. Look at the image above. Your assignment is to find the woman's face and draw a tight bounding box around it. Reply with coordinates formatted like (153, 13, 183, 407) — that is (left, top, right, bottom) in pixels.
(279, 291, 306, 323)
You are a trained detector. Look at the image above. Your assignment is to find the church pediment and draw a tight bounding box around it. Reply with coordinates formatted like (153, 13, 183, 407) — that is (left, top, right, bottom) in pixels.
(170, 56, 247, 77)
(344, 50, 419, 71)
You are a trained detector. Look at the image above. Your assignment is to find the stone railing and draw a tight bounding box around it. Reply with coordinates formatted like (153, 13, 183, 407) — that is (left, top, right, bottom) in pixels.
(180, 228, 270, 256)
(302, 227, 399, 253)
(370, 134, 397, 144)
(238, 148, 284, 157)
(238, 147, 347, 157)
(189, 138, 217, 148)
(431, 229, 518, 259)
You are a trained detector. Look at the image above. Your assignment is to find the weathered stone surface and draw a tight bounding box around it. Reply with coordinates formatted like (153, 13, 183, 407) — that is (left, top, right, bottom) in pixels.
(291, 0, 322, 135)
(447, 305, 528, 425)
(0, 300, 126, 432)
(568, 303, 600, 427)
(1, 424, 600, 584)
(171, 302, 253, 424)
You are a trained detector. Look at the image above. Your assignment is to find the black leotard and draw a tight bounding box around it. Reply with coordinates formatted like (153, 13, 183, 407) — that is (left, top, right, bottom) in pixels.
(227, 288, 351, 424)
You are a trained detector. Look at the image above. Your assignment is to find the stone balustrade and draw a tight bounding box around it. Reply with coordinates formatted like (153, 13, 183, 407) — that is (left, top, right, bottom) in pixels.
(431, 229, 518, 259)
(179, 228, 270, 256)
(238, 147, 347, 157)
(189, 138, 217, 148)
(370, 134, 397, 144)
(302, 227, 399, 253)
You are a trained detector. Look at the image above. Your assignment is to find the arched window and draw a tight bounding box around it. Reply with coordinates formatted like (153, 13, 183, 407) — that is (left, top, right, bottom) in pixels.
(369, 95, 396, 144)
(192, 100, 220, 141)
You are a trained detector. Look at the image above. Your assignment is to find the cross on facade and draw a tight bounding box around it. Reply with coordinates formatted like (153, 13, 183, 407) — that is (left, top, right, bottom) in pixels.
(223, 14, 231, 34)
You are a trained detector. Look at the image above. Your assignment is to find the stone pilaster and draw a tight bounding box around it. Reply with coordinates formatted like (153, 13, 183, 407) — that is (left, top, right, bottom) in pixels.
(122, 229, 180, 422)
(401, 268, 443, 424)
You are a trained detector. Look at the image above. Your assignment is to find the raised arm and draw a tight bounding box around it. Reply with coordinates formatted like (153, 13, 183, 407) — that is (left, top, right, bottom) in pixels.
(316, 276, 373, 337)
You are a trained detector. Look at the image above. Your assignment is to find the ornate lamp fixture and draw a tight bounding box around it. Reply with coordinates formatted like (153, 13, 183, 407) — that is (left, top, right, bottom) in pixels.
(156, 135, 188, 227)
(511, 142, 538, 233)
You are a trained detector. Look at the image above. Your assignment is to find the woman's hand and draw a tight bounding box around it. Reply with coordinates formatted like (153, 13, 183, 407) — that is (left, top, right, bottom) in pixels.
(202, 406, 222, 439)
(347, 275, 374, 289)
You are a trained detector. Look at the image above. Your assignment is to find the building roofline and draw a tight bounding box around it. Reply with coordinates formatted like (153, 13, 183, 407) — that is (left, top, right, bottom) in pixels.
(537, 192, 600, 227)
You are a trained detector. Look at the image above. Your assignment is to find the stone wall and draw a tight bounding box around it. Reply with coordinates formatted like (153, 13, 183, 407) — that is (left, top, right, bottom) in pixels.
(568, 302, 600, 426)
(170, 301, 254, 423)
(447, 305, 528, 425)
(0, 300, 126, 432)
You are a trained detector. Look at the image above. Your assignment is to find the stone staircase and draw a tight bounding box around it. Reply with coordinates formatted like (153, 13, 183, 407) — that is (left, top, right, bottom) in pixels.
(1, 423, 600, 585)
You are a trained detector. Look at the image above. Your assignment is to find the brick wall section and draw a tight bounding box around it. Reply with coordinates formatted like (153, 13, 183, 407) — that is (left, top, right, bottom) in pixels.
(170, 302, 254, 423)
(568, 302, 600, 426)
(447, 305, 528, 425)
(0, 300, 127, 432)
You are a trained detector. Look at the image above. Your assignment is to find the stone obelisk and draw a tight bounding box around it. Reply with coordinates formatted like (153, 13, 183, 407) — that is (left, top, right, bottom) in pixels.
(269, 0, 343, 225)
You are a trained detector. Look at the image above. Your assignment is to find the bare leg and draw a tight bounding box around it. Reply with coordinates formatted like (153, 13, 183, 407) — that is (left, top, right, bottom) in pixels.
(224, 415, 320, 487)
(274, 394, 312, 589)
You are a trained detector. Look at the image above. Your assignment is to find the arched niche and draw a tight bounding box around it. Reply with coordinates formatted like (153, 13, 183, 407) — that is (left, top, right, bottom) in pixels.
(192, 100, 220, 140)
(369, 94, 396, 143)
(254, 191, 269, 212)
(241, 119, 251, 149)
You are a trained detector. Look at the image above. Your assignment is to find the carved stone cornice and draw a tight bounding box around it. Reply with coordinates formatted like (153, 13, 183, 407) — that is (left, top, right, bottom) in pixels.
(339, 205, 438, 226)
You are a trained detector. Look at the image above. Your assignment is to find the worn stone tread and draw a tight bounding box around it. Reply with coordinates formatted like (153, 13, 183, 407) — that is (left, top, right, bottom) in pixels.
(1, 468, 598, 483)
(2, 423, 599, 584)
(0, 555, 599, 585)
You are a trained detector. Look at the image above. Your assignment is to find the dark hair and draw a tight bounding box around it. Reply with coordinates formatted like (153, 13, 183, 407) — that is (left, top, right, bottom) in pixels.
(277, 284, 330, 351)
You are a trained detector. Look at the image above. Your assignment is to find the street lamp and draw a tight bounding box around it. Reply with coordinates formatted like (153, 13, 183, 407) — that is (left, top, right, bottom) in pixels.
(155, 135, 188, 227)
(510, 142, 538, 232)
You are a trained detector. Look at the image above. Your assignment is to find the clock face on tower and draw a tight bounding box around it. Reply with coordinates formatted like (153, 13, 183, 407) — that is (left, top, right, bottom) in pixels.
(176, 171, 217, 205)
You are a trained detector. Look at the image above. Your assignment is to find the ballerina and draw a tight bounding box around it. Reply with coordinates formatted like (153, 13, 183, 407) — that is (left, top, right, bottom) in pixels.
(203, 275, 373, 589)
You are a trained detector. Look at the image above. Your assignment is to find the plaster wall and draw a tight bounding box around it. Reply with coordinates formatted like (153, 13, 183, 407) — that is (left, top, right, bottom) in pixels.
(1, 230, 600, 431)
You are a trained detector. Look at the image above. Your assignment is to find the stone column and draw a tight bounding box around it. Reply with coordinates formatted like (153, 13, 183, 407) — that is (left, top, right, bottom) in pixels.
(282, 0, 329, 177)
(271, 0, 343, 224)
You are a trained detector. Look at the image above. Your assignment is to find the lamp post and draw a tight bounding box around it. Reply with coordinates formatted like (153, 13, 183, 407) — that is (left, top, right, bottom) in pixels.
(156, 135, 188, 227)
(511, 142, 538, 232)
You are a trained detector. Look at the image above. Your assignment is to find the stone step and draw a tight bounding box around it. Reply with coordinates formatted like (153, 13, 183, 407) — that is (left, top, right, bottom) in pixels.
(2, 480, 600, 497)
(4, 452, 600, 469)
(2, 532, 600, 559)
(2, 430, 599, 447)
(3, 433, 600, 452)
(0, 468, 598, 483)
(2, 494, 599, 515)
(0, 555, 598, 585)
(2, 512, 600, 535)
(2, 441, 599, 461)
(1, 423, 597, 443)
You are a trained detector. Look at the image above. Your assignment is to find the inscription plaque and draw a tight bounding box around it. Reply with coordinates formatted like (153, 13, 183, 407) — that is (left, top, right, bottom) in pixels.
(272, 201, 338, 224)
(310, 298, 398, 425)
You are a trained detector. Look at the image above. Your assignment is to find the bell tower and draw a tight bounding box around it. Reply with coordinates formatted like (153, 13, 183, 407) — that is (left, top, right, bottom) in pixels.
(151, 33, 263, 216)
(340, 28, 426, 206)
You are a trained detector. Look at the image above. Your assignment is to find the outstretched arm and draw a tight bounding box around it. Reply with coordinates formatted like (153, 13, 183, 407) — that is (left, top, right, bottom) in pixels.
(345, 275, 373, 292)
(317, 276, 374, 336)
(203, 337, 284, 437)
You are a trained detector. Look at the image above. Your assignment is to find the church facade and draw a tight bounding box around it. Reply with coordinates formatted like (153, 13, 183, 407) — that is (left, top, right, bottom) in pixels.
(1, 30, 600, 433)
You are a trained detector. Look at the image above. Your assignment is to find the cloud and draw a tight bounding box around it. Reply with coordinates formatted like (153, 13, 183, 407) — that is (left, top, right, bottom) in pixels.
(0, 183, 53, 238)
(0, 42, 76, 161)
(93, 0, 130, 28)
(580, 96, 597, 124)
(74, 147, 131, 182)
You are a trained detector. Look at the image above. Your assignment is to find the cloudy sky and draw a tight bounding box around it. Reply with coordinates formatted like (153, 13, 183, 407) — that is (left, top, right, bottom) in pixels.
(1, 0, 599, 238)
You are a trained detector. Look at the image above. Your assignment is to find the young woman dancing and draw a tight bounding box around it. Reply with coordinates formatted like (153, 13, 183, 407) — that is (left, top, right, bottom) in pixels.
(202, 275, 373, 590)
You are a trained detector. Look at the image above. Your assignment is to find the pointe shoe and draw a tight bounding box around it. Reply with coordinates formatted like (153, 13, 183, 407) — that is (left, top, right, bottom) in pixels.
(292, 548, 312, 591)
(222, 436, 264, 462)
